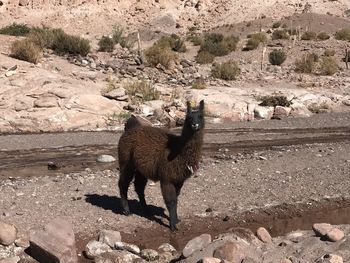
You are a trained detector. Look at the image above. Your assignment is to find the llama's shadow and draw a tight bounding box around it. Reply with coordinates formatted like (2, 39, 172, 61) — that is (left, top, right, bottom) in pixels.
(85, 194, 169, 228)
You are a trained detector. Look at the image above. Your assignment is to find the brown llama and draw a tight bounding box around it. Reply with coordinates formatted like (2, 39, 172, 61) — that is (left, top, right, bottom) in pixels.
(117, 100, 205, 231)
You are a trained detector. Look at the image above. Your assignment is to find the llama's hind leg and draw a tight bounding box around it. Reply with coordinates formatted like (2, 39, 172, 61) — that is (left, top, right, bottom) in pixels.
(160, 182, 178, 231)
(118, 163, 134, 215)
(134, 172, 149, 215)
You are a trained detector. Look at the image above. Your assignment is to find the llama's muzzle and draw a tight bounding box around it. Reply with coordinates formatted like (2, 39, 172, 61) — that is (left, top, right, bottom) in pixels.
(192, 123, 199, 130)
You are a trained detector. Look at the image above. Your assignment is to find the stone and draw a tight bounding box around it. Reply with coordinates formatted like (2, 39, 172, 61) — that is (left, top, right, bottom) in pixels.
(14, 98, 33, 111)
(326, 228, 344, 242)
(85, 241, 112, 259)
(273, 106, 291, 119)
(158, 243, 176, 253)
(29, 218, 78, 263)
(96, 155, 116, 163)
(139, 104, 154, 117)
(290, 103, 312, 117)
(115, 241, 140, 254)
(254, 106, 274, 120)
(0, 256, 20, 263)
(279, 259, 292, 263)
(98, 230, 121, 248)
(103, 88, 126, 100)
(140, 249, 159, 261)
(213, 242, 245, 263)
(0, 221, 17, 246)
(34, 97, 58, 108)
(242, 257, 258, 263)
(312, 223, 333, 237)
(201, 257, 221, 263)
(318, 254, 343, 263)
(182, 234, 212, 258)
(256, 227, 272, 243)
(145, 100, 165, 111)
(15, 237, 30, 248)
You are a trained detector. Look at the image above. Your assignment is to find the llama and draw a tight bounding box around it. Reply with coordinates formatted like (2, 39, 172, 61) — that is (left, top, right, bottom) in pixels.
(117, 100, 205, 231)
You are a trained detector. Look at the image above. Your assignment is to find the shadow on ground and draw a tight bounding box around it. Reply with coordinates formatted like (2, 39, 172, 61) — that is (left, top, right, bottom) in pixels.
(85, 194, 169, 228)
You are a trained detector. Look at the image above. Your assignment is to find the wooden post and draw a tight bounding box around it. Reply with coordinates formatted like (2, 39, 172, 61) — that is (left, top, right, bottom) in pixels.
(137, 31, 141, 57)
(261, 46, 266, 70)
(345, 48, 349, 70)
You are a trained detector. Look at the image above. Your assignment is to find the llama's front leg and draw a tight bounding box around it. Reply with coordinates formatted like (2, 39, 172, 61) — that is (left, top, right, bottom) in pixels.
(118, 165, 134, 216)
(161, 182, 178, 231)
(174, 182, 184, 224)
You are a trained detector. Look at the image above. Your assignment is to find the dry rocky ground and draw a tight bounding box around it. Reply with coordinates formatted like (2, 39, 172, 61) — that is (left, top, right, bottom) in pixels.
(1, 0, 350, 262)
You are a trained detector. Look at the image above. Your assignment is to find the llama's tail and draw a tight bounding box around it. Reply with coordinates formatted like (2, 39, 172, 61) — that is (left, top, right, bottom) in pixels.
(124, 114, 152, 131)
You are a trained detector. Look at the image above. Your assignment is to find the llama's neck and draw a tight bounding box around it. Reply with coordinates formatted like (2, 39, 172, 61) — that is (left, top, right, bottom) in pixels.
(179, 126, 204, 165)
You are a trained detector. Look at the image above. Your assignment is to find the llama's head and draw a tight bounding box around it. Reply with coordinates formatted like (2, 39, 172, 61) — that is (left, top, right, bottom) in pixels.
(186, 100, 205, 131)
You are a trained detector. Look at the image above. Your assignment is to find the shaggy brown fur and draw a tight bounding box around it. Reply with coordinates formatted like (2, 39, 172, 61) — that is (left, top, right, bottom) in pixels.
(117, 100, 205, 231)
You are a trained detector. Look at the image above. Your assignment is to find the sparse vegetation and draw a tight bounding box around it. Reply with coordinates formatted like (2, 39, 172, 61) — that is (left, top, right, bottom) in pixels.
(268, 49, 287, 66)
(211, 60, 240, 80)
(112, 25, 133, 49)
(323, 49, 335, 57)
(124, 80, 160, 102)
(0, 23, 31, 36)
(272, 29, 289, 40)
(294, 53, 317, 73)
(307, 102, 329, 114)
(144, 44, 176, 68)
(191, 78, 207, 89)
(317, 32, 330, 40)
(195, 51, 215, 64)
(272, 21, 281, 28)
(245, 32, 267, 50)
(319, 57, 338, 76)
(334, 28, 350, 41)
(98, 36, 115, 52)
(10, 38, 41, 64)
(187, 33, 202, 46)
(259, 95, 291, 107)
(301, 31, 317, 41)
(199, 33, 239, 57)
(157, 34, 186, 52)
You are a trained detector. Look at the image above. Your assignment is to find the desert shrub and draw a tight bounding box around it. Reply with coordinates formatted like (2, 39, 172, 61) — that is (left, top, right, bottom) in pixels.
(196, 51, 215, 64)
(301, 31, 317, 40)
(157, 34, 186, 52)
(268, 49, 287, 65)
(27, 27, 90, 56)
(317, 32, 330, 40)
(199, 33, 239, 56)
(111, 25, 133, 49)
(334, 28, 350, 41)
(10, 38, 41, 64)
(211, 60, 240, 80)
(187, 33, 202, 46)
(272, 22, 281, 28)
(294, 53, 317, 73)
(124, 80, 160, 102)
(319, 57, 338, 76)
(0, 23, 31, 36)
(50, 29, 90, 56)
(144, 45, 176, 68)
(272, 29, 289, 40)
(259, 95, 291, 107)
(287, 28, 298, 36)
(98, 36, 115, 52)
(191, 78, 207, 89)
(323, 49, 335, 57)
(245, 32, 267, 50)
(307, 102, 329, 114)
(281, 23, 288, 29)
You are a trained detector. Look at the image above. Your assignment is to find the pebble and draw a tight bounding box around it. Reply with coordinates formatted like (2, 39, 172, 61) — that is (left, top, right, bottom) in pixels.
(256, 227, 272, 243)
(182, 234, 212, 258)
(85, 240, 112, 259)
(0, 221, 18, 246)
(325, 228, 345, 242)
(96, 155, 116, 163)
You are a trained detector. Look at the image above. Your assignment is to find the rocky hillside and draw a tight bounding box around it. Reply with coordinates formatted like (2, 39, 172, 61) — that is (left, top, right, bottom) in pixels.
(0, 0, 348, 37)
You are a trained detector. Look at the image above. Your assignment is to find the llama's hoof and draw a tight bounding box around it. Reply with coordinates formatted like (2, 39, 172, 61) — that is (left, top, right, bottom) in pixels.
(170, 225, 178, 232)
(176, 218, 181, 224)
(123, 210, 131, 216)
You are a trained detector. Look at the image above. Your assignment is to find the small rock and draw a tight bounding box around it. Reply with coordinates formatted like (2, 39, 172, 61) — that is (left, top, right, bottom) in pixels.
(34, 97, 58, 108)
(254, 106, 274, 120)
(140, 249, 159, 261)
(0, 256, 20, 263)
(273, 106, 291, 119)
(213, 241, 246, 263)
(326, 228, 344, 242)
(98, 230, 121, 248)
(115, 241, 140, 254)
(0, 221, 18, 246)
(158, 243, 176, 253)
(182, 234, 212, 258)
(103, 88, 126, 100)
(256, 227, 272, 243)
(86, 240, 112, 259)
(317, 253, 343, 263)
(279, 259, 292, 263)
(201, 257, 221, 263)
(313, 223, 333, 237)
(15, 237, 30, 248)
(97, 155, 116, 163)
(5, 70, 17, 77)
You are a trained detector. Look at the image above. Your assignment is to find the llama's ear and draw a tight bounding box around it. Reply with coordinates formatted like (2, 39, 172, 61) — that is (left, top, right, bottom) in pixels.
(199, 100, 204, 112)
(186, 101, 192, 113)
